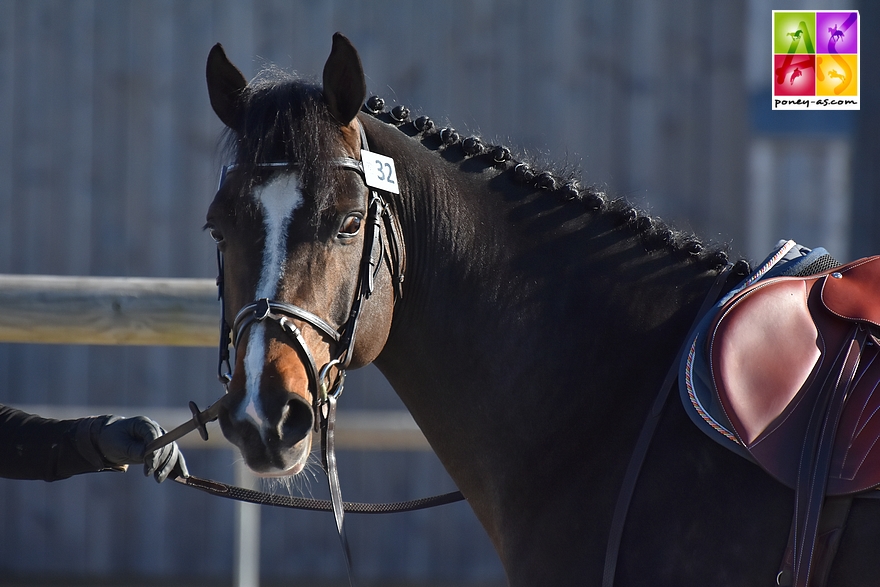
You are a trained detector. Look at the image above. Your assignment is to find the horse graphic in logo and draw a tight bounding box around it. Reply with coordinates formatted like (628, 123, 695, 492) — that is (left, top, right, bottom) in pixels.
(828, 24, 845, 42)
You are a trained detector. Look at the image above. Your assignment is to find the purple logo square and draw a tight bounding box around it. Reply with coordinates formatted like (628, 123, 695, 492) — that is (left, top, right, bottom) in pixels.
(816, 12, 858, 54)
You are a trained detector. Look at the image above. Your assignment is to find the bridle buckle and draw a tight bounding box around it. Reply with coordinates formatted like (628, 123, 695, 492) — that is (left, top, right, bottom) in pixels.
(254, 298, 272, 321)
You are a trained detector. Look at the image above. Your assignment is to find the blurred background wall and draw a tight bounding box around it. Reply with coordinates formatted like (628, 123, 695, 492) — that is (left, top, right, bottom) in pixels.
(0, 0, 871, 585)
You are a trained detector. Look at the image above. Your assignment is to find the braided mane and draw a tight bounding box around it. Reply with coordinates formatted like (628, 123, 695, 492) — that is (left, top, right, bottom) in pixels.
(361, 95, 749, 276)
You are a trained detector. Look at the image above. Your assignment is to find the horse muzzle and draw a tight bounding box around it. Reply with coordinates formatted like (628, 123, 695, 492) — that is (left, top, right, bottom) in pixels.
(219, 389, 315, 476)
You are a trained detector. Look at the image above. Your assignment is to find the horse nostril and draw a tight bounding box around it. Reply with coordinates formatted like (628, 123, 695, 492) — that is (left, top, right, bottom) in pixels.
(280, 395, 314, 445)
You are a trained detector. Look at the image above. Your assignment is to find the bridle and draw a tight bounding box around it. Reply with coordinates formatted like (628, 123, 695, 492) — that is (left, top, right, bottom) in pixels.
(146, 119, 461, 584)
(215, 143, 405, 429)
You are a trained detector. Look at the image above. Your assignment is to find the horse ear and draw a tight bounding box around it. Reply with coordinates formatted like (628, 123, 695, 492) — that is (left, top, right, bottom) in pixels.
(206, 43, 247, 132)
(322, 33, 367, 126)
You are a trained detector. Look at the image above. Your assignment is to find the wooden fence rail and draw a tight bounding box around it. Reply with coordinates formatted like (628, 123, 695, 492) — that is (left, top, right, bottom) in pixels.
(0, 274, 218, 346)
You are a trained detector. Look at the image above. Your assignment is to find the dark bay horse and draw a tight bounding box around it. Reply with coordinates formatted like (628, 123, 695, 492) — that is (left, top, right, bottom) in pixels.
(203, 33, 880, 585)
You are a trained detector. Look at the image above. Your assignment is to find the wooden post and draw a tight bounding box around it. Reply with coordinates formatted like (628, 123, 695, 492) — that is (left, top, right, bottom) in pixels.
(234, 459, 261, 587)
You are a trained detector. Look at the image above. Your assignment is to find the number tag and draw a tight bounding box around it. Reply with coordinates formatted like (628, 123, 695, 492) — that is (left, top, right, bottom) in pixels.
(361, 150, 400, 194)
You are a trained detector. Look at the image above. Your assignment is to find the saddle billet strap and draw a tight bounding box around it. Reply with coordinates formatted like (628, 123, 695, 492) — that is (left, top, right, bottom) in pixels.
(777, 495, 854, 587)
(602, 265, 734, 587)
(785, 325, 869, 587)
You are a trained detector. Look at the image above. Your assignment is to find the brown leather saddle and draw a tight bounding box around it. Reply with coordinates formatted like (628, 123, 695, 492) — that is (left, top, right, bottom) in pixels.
(708, 255, 880, 586)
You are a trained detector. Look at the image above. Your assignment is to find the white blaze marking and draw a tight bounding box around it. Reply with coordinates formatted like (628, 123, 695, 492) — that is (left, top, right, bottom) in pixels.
(240, 173, 303, 432)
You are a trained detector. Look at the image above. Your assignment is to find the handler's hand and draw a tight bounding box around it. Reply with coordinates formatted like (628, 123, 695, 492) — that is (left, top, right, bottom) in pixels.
(94, 416, 189, 482)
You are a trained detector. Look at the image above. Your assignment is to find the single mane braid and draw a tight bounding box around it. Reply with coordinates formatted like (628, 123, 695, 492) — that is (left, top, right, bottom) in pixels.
(362, 94, 748, 277)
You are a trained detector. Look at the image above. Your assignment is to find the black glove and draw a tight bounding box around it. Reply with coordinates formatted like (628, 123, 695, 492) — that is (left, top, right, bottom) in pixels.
(92, 416, 189, 482)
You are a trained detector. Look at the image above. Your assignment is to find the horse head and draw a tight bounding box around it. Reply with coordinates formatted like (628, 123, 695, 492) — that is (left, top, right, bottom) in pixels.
(204, 34, 399, 476)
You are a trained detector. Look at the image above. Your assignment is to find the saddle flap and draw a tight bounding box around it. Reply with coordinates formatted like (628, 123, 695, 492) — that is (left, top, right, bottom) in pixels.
(710, 279, 823, 447)
(821, 256, 880, 327)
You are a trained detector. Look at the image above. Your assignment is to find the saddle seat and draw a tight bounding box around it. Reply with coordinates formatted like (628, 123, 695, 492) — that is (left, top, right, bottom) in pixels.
(710, 255, 880, 495)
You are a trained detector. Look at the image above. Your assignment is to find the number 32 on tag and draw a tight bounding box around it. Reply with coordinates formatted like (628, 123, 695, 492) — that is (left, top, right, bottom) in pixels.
(361, 150, 400, 194)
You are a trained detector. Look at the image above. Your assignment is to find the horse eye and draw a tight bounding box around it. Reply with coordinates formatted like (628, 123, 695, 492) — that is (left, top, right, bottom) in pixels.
(208, 227, 224, 243)
(339, 215, 362, 237)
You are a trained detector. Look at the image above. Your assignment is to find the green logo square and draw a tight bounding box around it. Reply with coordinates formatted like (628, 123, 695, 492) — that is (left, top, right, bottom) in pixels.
(774, 11, 816, 54)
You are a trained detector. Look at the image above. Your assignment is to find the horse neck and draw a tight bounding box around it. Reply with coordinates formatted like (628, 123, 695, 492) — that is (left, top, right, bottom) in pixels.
(365, 116, 727, 558)
(378, 201, 722, 434)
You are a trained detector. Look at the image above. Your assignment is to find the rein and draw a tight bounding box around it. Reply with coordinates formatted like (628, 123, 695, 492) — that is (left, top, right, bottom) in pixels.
(146, 120, 463, 580)
(602, 264, 734, 587)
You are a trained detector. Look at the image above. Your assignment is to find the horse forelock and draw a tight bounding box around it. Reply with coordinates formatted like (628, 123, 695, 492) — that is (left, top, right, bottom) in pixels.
(221, 68, 346, 218)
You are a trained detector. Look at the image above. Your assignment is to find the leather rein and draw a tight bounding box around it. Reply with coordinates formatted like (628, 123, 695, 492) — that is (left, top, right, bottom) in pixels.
(145, 121, 463, 578)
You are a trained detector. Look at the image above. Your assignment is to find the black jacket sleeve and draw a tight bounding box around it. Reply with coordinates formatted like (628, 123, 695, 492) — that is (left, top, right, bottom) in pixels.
(0, 403, 113, 481)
